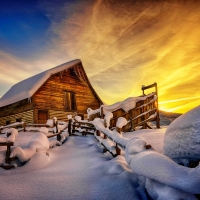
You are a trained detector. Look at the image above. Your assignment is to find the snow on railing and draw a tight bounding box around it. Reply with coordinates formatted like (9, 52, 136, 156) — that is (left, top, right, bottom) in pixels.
(93, 117, 200, 197)
(0, 122, 25, 134)
(0, 128, 19, 168)
(87, 91, 159, 131)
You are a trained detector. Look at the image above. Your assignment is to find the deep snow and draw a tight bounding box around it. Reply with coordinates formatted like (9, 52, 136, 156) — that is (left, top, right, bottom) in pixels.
(0, 135, 148, 200)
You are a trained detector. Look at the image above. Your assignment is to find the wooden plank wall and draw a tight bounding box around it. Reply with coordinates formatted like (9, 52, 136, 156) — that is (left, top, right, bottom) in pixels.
(0, 99, 33, 118)
(49, 110, 74, 121)
(0, 110, 33, 126)
(33, 64, 101, 115)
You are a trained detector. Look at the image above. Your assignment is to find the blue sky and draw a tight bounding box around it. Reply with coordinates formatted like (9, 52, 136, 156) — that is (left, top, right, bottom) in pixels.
(0, 0, 200, 113)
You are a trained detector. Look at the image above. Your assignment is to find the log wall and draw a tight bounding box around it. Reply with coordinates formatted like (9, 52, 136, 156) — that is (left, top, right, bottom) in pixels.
(32, 64, 101, 123)
(0, 110, 33, 126)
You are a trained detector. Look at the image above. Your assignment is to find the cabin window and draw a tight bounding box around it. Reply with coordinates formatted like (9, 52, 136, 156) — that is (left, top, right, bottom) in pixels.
(64, 91, 76, 111)
(16, 118, 22, 122)
(6, 120, 11, 125)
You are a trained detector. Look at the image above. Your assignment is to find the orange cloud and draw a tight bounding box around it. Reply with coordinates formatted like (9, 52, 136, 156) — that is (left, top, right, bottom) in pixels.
(1, 0, 200, 114)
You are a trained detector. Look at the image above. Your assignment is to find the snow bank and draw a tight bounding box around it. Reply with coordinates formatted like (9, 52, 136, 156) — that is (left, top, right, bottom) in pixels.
(164, 106, 200, 163)
(0, 128, 18, 143)
(10, 132, 49, 162)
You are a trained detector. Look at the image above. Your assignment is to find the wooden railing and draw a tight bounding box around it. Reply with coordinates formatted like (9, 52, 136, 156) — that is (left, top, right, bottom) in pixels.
(88, 83, 160, 132)
(72, 121, 96, 136)
(0, 122, 26, 134)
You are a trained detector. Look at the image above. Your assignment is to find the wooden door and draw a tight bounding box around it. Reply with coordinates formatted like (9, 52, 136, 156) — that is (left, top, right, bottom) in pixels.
(38, 110, 48, 124)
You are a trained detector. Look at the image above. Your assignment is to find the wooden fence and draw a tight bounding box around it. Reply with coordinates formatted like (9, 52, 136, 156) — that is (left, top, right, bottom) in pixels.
(88, 83, 160, 132)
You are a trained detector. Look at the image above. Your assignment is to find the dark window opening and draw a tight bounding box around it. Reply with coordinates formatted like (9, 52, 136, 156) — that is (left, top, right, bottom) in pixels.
(64, 91, 76, 111)
(16, 118, 22, 122)
(6, 120, 11, 125)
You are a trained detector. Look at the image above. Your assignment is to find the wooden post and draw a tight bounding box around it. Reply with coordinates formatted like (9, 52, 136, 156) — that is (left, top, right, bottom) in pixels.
(23, 122, 26, 132)
(57, 134, 61, 141)
(154, 83, 160, 128)
(100, 106, 104, 119)
(68, 119, 72, 136)
(5, 146, 11, 164)
(96, 130, 100, 136)
(116, 127, 121, 134)
(116, 144, 121, 155)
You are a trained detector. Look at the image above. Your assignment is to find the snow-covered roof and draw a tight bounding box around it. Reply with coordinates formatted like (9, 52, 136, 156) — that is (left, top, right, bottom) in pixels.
(0, 59, 81, 107)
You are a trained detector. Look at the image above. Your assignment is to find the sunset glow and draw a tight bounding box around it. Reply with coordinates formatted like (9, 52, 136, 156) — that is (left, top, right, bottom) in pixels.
(0, 0, 200, 113)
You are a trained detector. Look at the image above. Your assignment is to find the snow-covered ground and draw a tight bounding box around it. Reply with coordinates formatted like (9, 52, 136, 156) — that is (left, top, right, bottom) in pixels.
(0, 132, 151, 200)
(0, 106, 199, 199)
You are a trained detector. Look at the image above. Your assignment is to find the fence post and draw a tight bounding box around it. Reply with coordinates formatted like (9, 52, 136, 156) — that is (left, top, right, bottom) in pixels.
(115, 127, 122, 155)
(154, 83, 160, 128)
(23, 122, 26, 132)
(100, 106, 104, 119)
(96, 130, 100, 136)
(68, 119, 72, 136)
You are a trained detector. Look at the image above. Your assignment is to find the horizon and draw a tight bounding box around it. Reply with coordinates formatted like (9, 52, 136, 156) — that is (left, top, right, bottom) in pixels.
(0, 0, 200, 114)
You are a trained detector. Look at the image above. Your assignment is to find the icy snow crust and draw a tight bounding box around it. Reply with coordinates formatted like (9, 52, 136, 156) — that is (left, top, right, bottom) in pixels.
(0, 59, 81, 107)
(164, 106, 200, 162)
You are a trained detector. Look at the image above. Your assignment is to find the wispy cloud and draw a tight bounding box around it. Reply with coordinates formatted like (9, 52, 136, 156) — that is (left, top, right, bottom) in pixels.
(0, 0, 200, 113)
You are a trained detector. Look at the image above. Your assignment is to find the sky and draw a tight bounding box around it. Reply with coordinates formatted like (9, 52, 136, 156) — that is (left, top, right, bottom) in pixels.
(0, 0, 200, 114)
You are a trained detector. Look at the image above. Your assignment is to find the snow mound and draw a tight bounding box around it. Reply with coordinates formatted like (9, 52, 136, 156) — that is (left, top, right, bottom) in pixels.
(10, 133, 49, 162)
(164, 106, 200, 163)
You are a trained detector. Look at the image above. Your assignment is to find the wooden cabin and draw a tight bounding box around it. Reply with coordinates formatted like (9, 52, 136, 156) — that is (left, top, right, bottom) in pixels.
(0, 59, 102, 125)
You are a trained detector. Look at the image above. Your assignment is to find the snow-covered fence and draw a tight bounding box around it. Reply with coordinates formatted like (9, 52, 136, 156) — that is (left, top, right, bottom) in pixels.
(0, 121, 26, 134)
(88, 83, 160, 132)
(93, 117, 200, 198)
(93, 118, 128, 157)
(24, 117, 58, 132)
(0, 128, 19, 169)
(72, 121, 96, 136)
